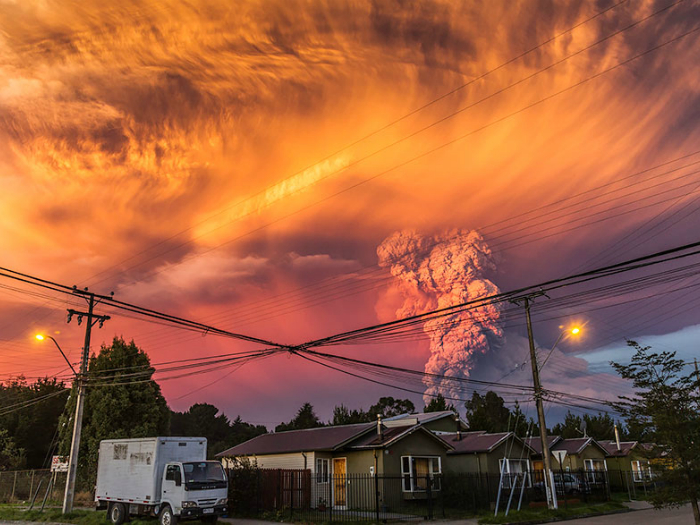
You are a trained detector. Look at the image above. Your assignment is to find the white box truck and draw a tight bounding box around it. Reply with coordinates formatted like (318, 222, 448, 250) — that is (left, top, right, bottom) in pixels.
(95, 437, 228, 525)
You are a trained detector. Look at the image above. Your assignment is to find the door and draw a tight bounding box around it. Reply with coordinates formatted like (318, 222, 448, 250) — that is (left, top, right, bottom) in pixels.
(332, 458, 347, 508)
(162, 463, 184, 506)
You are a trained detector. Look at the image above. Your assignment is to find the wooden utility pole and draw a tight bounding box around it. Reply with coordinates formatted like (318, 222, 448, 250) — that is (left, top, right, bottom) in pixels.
(518, 295, 558, 510)
(62, 292, 110, 514)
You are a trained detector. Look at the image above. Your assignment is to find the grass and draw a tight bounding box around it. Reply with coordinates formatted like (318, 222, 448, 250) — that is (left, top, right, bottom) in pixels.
(478, 500, 627, 524)
(0, 505, 211, 525)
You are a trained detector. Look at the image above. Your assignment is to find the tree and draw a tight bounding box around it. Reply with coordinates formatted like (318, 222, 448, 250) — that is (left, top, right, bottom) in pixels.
(464, 391, 511, 433)
(171, 403, 232, 457)
(58, 337, 170, 488)
(0, 376, 68, 468)
(551, 411, 618, 441)
(331, 404, 370, 425)
(275, 403, 323, 432)
(612, 341, 700, 524)
(367, 397, 415, 418)
(171, 404, 267, 457)
(510, 401, 539, 438)
(424, 394, 455, 413)
(0, 428, 25, 470)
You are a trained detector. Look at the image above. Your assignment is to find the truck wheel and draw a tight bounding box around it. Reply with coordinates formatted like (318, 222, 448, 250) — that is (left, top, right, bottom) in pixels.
(159, 505, 178, 525)
(109, 502, 127, 525)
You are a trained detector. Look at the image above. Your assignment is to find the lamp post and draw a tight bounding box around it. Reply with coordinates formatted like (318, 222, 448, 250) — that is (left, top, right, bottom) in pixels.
(35, 334, 77, 376)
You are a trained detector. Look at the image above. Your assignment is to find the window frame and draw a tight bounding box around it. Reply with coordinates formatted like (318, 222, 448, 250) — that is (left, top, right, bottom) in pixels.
(631, 460, 651, 482)
(400, 455, 442, 493)
(316, 458, 330, 484)
(584, 458, 607, 483)
(498, 458, 532, 488)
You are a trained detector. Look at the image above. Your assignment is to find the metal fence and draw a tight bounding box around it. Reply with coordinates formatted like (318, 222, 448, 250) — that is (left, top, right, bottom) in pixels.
(226, 468, 614, 521)
(0, 469, 66, 506)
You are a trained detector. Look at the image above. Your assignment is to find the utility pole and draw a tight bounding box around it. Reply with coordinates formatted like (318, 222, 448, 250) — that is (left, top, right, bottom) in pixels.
(518, 295, 558, 510)
(63, 291, 110, 514)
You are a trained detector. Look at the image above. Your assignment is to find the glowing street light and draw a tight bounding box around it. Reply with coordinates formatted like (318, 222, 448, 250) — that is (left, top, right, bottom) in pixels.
(35, 334, 77, 375)
(540, 326, 582, 369)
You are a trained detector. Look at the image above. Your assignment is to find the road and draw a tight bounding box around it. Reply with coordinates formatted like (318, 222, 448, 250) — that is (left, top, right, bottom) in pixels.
(564, 504, 693, 524)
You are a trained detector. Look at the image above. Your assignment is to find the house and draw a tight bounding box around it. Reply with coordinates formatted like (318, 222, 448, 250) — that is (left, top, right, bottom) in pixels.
(440, 431, 535, 478)
(524, 435, 562, 476)
(216, 418, 454, 508)
(550, 438, 609, 473)
(599, 440, 653, 489)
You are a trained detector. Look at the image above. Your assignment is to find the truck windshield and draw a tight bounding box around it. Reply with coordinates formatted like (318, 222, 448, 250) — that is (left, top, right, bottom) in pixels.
(183, 461, 226, 483)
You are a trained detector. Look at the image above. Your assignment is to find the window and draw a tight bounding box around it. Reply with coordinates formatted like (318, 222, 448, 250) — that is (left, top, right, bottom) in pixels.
(316, 458, 329, 484)
(165, 464, 181, 482)
(584, 459, 607, 483)
(631, 460, 652, 482)
(498, 459, 531, 488)
(400, 456, 441, 492)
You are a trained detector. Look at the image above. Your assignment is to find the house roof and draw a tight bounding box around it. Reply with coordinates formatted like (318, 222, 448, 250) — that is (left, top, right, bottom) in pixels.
(385, 411, 468, 429)
(215, 423, 374, 457)
(598, 440, 639, 457)
(441, 431, 535, 455)
(349, 423, 454, 451)
(524, 436, 562, 456)
(551, 438, 608, 456)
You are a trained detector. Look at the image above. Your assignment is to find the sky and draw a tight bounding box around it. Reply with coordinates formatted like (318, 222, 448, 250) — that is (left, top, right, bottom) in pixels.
(1, 0, 700, 428)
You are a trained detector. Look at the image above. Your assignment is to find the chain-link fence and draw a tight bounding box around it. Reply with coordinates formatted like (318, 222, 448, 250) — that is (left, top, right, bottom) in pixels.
(0, 469, 67, 505)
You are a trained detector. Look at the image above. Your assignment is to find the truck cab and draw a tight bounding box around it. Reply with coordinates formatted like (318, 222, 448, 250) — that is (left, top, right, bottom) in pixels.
(159, 461, 228, 524)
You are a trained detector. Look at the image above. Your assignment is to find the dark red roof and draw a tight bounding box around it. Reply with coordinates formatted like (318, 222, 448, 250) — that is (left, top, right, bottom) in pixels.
(599, 440, 638, 457)
(442, 432, 516, 454)
(215, 423, 374, 457)
(551, 438, 594, 455)
(349, 424, 454, 450)
(348, 425, 413, 448)
(524, 436, 561, 456)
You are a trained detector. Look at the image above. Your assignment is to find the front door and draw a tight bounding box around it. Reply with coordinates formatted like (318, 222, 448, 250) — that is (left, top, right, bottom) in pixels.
(333, 458, 347, 508)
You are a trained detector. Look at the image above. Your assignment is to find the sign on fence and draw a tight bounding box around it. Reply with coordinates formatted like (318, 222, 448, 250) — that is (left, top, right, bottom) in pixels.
(51, 456, 69, 473)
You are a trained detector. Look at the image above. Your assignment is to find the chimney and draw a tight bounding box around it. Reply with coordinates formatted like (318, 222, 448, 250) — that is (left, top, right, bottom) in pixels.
(455, 415, 462, 441)
(614, 424, 621, 452)
(377, 414, 383, 441)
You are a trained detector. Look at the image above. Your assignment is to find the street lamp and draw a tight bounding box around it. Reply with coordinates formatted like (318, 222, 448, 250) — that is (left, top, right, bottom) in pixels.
(540, 326, 582, 369)
(35, 334, 77, 376)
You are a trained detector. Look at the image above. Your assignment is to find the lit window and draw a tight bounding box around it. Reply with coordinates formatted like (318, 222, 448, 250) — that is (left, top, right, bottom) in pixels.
(400, 456, 441, 492)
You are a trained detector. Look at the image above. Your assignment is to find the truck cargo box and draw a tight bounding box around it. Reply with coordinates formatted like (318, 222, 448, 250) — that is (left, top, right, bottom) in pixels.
(95, 437, 207, 506)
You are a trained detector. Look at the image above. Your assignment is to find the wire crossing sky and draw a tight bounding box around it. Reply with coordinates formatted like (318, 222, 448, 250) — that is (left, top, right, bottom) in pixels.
(1, 0, 699, 424)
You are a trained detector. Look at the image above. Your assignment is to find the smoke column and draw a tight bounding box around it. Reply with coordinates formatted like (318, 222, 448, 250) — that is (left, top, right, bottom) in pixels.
(377, 230, 503, 405)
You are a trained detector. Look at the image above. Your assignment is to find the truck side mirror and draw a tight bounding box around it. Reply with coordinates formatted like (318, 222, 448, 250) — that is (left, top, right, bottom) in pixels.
(175, 470, 182, 487)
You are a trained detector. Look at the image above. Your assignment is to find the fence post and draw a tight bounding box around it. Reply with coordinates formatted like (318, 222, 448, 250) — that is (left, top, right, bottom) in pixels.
(374, 471, 380, 522)
(10, 471, 17, 501)
(30, 470, 35, 501)
(426, 476, 433, 520)
(560, 465, 567, 510)
(290, 471, 295, 520)
(277, 470, 282, 510)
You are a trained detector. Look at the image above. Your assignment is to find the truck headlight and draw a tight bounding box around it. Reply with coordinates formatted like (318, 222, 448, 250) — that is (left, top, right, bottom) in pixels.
(217, 498, 228, 505)
(182, 501, 198, 508)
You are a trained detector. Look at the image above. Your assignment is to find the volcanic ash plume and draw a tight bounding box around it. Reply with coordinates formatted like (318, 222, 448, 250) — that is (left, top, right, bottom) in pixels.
(377, 230, 503, 404)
